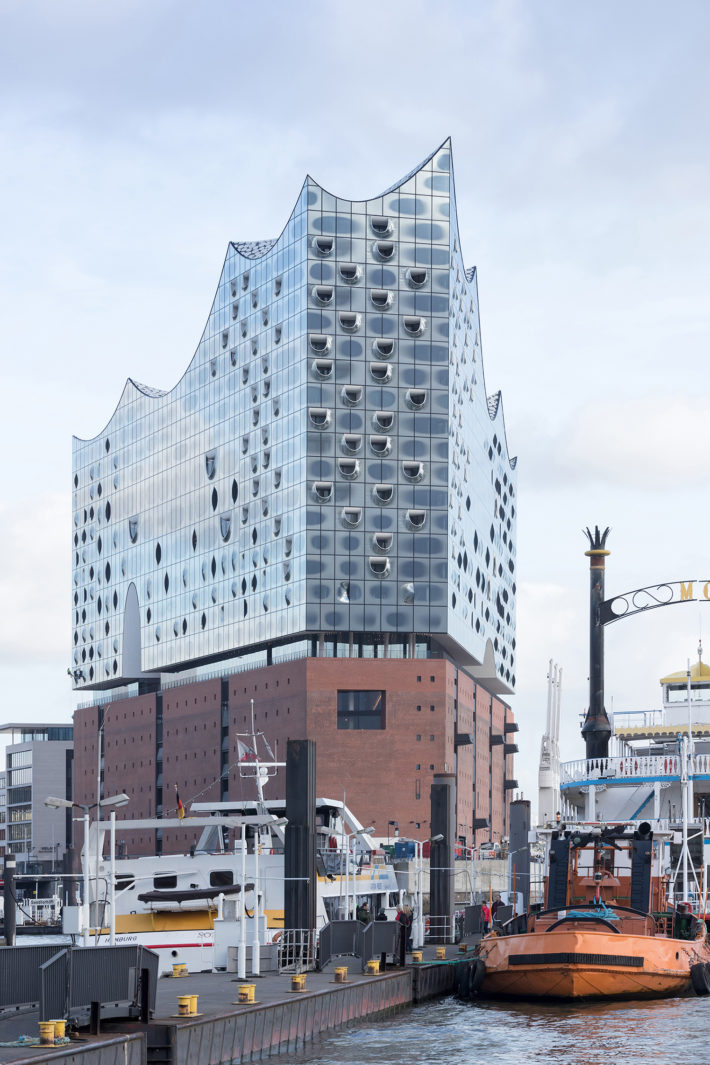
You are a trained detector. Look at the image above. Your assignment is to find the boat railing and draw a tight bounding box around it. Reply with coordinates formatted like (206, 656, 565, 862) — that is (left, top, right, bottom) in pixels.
(559, 753, 710, 786)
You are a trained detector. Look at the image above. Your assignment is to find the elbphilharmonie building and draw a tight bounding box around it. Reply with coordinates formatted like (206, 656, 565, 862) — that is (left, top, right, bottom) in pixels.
(71, 139, 517, 695)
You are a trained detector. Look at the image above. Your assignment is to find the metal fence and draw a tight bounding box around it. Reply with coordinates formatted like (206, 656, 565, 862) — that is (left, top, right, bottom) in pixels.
(359, 921, 402, 970)
(318, 920, 361, 970)
(0, 944, 67, 1010)
(277, 929, 318, 972)
(39, 945, 159, 1021)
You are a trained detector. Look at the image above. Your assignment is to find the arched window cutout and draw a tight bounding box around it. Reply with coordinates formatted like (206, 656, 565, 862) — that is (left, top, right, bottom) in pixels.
(403, 316, 426, 337)
(342, 434, 362, 453)
(406, 509, 427, 530)
(309, 408, 332, 429)
(373, 240, 395, 260)
(338, 457, 360, 480)
(312, 285, 334, 305)
(406, 268, 428, 289)
(341, 507, 362, 528)
(370, 289, 393, 309)
(312, 359, 333, 380)
(211, 487, 218, 510)
(337, 581, 350, 603)
(406, 389, 427, 409)
(371, 216, 393, 236)
(192, 529, 198, 551)
(312, 235, 334, 256)
(373, 483, 394, 505)
(220, 515, 232, 542)
(339, 311, 360, 333)
(232, 479, 239, 503)
(373, 411, 394, 431)
(155, 542, 162, 564)
(313, 481, 333, 502)
(128, 517, 139, 543)
(369, 435, 392, 456)
(369, 557, 391, 578)
(284, 536, 293, 556)
(372, 532, 393, 552)
(309, 334, 332, 354)
(370, 362, 392, 383)
(403, 461, 425, 482)
(372, 338, 395, 358)
(205, 451, 217, 479)
(232, 300, 239, 319)
(401, 583, 415, 604)
(341, 385, 362, 406)
(339, 262, 362, 283)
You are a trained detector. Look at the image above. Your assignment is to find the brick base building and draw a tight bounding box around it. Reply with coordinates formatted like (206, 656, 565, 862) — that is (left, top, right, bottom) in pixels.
(73, 654, 517, 857)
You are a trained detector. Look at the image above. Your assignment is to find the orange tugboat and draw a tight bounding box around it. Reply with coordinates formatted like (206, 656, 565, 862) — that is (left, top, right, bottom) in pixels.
(476, 822, 710, 1000)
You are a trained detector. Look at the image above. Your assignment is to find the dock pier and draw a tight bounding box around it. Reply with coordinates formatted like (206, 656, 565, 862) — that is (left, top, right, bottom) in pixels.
(0, 947, 478, 1065)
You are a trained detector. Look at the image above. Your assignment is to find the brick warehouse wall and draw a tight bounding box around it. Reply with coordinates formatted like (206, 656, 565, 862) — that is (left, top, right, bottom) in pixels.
(74, 656, 514, 857)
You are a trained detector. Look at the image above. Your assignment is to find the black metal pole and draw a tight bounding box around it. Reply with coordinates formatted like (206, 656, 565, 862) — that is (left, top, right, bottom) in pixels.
(581, 526, 612, 759)
(3, 857, 16, 946)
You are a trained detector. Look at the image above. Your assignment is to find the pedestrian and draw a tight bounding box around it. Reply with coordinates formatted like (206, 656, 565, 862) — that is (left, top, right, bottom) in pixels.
(376, 909, 388, 921)
(356, 899, 371, 924)
(480, 900, 491, 935)
(491, 893, 503, 922)
(403, 905, 414, 950)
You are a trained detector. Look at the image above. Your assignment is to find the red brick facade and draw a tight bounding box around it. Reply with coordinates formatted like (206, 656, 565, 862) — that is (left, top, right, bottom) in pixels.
(74, 656, 515, 857)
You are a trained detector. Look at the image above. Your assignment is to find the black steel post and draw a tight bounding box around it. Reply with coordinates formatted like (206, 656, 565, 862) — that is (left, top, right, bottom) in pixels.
(3, 857, 16, 946)
(509, 800, 531, 914)
(430, 773, 456, 943)
(284, 739, 316, 933)
(581, 526, 612, 759)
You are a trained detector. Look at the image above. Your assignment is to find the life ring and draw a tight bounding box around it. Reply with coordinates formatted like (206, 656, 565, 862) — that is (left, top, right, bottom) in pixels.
(271, 930, 283, 944)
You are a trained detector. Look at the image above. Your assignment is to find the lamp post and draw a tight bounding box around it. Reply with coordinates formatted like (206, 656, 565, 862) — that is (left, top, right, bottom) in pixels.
(44, 792, 129, 945)
(343, 827, 374, 920)
(397, 833, 443, 948)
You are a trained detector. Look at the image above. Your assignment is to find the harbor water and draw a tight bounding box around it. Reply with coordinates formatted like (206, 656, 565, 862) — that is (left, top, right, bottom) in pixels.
(290, 994, 710, 1065)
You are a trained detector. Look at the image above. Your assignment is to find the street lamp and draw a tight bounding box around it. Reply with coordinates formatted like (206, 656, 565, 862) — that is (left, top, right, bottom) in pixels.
(340, 827, 374, 920)
(44, 793, 129, 945)
(396, 832, 443, 948)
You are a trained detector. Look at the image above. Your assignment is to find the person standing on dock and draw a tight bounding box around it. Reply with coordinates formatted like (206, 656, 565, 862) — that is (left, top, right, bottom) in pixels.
(480, 900, 491, 934)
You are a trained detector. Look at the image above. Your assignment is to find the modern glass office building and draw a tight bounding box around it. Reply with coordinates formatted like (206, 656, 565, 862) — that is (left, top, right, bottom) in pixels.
(71, 140, 517, 694)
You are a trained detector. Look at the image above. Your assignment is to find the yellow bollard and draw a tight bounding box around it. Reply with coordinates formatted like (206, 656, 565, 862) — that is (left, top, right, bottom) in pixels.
(291, 973, 307, 992)
(366, 959, 380, 975)
(411, 950, 423, 963)
(51, 1020, 67, 1039)
(237, 983, 255, 1004)
(189, 994, 199, 1015)
(177, 995, 191, 1016)
(38, 1022, 55, 1045)
(334, 966, 348, 983)
(172, 962, 187, 978)
(435, 946, 446, 960)
(458, 943, 468, 954)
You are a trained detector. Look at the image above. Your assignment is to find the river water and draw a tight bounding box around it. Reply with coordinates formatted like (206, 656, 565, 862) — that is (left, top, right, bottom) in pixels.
(290, 995, 710, 1065)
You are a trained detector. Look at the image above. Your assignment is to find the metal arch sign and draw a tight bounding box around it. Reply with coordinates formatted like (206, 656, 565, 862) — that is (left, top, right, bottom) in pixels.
(600, 580, 710, 626)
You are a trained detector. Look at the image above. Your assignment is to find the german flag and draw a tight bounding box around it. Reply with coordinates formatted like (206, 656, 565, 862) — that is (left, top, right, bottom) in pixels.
(175, 784, 185, 820)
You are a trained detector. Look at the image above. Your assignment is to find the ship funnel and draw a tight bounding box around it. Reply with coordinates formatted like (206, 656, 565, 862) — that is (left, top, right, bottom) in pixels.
(581, 526, 612, 759)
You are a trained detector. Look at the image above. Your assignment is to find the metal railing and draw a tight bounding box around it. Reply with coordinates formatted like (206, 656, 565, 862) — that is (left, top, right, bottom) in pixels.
(558, 753, 710, 786)
(39, 945, 159, 1022)
(277, 929, 318, 972)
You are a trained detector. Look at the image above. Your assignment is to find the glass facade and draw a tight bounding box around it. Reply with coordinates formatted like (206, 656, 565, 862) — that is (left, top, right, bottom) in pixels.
(71, 140, 516, 692)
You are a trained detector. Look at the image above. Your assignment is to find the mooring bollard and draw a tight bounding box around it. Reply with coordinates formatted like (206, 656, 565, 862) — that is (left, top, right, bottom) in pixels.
(38, 1022, 55, 1045)
(237, 984, 256, 1004)
(366, 959, 380, 975)
(177, 995, 191, 1016)
(172, 962, 187, 978)
(189, 994, 199, 1015)
(334, 966, 348, 983)
(51, 1020, 66, 1039)
(411, 950, 423, 963)
(458, 943, 468, 954)
(291, 973, 307, 992)
(436, 946, 446, 960)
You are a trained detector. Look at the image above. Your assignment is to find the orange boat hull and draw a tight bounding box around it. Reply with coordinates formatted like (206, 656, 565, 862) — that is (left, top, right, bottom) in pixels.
(477, 928, 710, 1000)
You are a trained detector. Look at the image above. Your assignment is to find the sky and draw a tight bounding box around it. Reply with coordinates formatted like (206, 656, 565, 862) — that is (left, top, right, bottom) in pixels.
(0, 0, 709, 810)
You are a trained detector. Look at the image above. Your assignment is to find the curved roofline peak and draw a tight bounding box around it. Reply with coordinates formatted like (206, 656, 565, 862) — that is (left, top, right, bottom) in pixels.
(306, 136, 452, 204)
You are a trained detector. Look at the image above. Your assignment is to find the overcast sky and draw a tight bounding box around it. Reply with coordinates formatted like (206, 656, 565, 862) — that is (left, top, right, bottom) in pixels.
(0, 0, 708, 808)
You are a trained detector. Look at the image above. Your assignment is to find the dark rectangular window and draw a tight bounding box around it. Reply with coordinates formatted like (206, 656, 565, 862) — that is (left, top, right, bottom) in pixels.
(154, 875, 177, 889)
(337, 690, 385, 730)
(210, 870, 233, 887)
